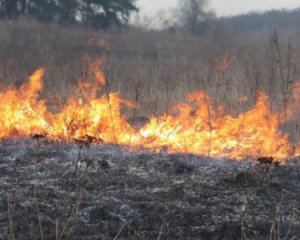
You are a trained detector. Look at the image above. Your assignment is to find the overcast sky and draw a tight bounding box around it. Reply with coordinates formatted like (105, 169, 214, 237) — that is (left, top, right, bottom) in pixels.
(138, 0, 300, 17)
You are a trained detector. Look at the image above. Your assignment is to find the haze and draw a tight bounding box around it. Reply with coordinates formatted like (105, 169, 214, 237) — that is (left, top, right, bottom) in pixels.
(138, 0, 300, 17)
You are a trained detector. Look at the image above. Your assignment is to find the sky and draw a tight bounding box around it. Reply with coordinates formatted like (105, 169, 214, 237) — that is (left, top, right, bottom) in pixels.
(137, 0, 300, 17)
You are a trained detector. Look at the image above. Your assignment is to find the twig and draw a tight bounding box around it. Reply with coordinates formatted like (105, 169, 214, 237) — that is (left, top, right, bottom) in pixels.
(113, 222, 126, 240)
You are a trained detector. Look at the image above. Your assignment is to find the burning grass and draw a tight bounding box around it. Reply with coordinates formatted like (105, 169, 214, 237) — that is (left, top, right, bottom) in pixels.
(0, 61, 299, 162)
(1, 18, 300, 240)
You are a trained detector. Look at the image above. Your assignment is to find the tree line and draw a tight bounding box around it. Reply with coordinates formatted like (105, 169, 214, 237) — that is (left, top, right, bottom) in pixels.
(0, 0, 137, 29)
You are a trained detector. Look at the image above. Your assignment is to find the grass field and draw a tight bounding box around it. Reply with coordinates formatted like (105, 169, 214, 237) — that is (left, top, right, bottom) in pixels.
(0, 17, 299, 131)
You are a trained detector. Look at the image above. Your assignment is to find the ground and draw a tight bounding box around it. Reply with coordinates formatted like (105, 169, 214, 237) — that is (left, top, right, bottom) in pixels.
(0, 140, 299, 239)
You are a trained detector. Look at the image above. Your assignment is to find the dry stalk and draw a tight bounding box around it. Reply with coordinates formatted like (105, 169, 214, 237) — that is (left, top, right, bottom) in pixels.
(56, 219, 59, 240)
(7, 201, 15, 240)
(157, 208, 171, 240)
(74, 142, 83, 174)
(269, 209, 280, 240)
(284, 208, 297, 240)
(100, 46, 118, 144)
(240, 217, 247, 240)
(133, 77, 144, 118)
(105, 91, 118, 143)
(272, 29, 294, 125)
(113, 222, 126, 240)
(58, 164, 89, 240)
(203, 93, 213, 157)
(33, 185, 44, 240)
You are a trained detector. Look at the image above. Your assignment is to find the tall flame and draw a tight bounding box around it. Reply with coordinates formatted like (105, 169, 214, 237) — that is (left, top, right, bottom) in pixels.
(0, 68, 48, 138)
(0, 65, 299, 162)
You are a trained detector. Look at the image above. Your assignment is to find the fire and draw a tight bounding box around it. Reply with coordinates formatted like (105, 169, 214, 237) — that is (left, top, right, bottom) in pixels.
(0, 68, 49, 138)
(47, 59, 136, 144)
(135, 91, 293, 160)
(0, 65, 299, 162)
(48, 93, 136, 144)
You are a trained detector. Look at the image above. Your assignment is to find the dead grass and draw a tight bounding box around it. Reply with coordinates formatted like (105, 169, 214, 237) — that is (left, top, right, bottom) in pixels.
(0, 17, 299, 120)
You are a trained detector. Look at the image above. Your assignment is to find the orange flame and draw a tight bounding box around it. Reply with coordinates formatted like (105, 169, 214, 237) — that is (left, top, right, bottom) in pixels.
(0, 68, 49, 138)
(135, 91, 294, 160)
(0, 65, 299, 162)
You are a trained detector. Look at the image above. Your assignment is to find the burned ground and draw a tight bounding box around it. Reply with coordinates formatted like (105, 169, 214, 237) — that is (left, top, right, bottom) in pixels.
(0, 141, 300, 239)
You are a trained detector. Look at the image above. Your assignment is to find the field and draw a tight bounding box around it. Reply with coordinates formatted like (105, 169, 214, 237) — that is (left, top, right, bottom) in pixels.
(1, 141, 300, 239)
(1, 18, 299, 116)
(0, 17, 300, 239)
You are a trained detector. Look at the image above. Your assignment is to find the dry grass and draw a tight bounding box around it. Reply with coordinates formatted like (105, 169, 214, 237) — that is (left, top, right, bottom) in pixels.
(0, 17, 299, 119)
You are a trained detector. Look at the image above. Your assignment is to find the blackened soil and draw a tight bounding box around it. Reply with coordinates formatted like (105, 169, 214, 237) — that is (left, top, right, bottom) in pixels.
(0, 141, 300, 240)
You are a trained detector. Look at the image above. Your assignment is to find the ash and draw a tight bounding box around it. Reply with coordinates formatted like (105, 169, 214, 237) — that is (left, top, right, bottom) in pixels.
(0, 140, 300, 240)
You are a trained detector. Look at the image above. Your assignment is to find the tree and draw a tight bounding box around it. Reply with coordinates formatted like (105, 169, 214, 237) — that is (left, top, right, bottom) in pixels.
(80, 0, 138, 29)
(56, 0, 79, 24)
(26, 0, 60, 22)
(0, 0, 59, 21)
(177, 0, 215, 34)
(0, 0, 20, 18)
(0, 0, 138, 29)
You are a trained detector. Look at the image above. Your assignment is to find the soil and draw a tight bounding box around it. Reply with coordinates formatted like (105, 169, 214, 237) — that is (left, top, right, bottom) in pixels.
(0, 139, 300, 240)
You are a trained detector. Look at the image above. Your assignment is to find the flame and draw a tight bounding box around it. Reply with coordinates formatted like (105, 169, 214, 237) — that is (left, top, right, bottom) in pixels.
(0, 64, 299, 162)
(135, 91, 293, 160)
(0, 68, 49, 138)
(48, 93, 135, 144)
(47, 59, 136, 144)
